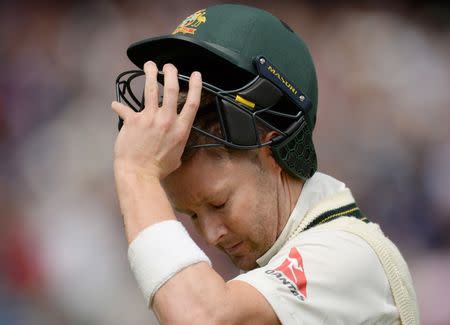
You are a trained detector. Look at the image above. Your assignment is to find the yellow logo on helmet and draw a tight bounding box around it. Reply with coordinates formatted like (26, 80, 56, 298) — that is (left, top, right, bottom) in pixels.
(173, 9, 207, 35)
(267, 65, 298, 95)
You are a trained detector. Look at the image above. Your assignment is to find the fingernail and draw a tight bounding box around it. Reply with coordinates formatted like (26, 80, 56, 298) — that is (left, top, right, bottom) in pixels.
(144, 61, 155, 70)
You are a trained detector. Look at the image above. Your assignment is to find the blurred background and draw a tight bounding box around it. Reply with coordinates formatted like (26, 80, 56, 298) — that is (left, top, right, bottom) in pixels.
(0, 0, 449, 324)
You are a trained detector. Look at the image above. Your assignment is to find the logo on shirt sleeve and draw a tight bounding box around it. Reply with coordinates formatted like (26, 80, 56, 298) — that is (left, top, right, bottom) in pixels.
(265, 247, 307, 300)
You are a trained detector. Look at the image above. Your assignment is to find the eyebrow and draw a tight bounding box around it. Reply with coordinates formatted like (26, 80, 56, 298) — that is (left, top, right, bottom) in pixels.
(173, 190, 225, 217)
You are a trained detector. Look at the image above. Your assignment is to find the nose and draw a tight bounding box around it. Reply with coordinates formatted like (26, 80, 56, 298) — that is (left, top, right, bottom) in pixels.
(198, 214, 228, 246)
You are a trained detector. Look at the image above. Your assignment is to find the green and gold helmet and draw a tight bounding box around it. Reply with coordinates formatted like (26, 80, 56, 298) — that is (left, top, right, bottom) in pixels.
(116, 4, 318, 179)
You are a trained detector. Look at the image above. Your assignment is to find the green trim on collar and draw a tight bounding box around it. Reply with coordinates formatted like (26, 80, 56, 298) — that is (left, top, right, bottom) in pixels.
(304, 203, 368, 231)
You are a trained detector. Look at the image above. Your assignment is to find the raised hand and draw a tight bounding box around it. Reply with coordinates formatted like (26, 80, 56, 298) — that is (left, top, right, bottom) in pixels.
(112, 61, 202, 180)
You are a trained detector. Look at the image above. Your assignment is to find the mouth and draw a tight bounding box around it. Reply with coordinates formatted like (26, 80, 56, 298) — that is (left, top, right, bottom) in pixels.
(224, 241, 243, 256)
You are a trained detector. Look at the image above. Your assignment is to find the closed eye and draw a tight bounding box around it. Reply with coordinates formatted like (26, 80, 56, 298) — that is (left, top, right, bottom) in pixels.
(212, 201, 227, 210)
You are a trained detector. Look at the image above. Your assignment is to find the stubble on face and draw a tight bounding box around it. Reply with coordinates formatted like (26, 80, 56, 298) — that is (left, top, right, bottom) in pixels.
(229, 166, 280, 270)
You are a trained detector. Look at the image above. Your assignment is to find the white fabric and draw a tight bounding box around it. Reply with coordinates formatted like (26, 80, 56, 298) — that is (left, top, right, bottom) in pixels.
(232, 172, 417, 324)
(128, 220, 211, 306)
(320, 217, 420, 324)
(256, 173, 346, 267)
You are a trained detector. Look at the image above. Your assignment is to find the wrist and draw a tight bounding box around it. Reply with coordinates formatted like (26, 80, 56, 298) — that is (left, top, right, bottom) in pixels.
(128, 220, 211, 306)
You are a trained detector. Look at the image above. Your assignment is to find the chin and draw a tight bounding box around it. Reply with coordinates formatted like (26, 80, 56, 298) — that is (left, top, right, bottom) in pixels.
(231, 255, 258, 271)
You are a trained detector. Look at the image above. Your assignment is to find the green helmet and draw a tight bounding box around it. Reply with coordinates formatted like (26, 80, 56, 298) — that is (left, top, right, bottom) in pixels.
(117, 4, 318, 179)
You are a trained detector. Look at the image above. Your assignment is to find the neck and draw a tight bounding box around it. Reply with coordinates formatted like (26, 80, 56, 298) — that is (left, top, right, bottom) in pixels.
(276, 171, 304, 237)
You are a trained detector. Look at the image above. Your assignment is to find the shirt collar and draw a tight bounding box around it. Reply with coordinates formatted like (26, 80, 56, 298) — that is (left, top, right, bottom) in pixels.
(255, 172, 348, 267)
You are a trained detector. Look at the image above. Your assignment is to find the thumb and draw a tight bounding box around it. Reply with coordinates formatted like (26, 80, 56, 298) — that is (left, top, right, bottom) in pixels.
(112, 101, 134, 121)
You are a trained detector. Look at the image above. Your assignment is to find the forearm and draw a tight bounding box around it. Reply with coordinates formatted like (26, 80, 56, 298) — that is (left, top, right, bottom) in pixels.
(114, 165, 176, 243)
(153, 262, 232, 324)
(153, 264, 277, 325)
(115, 166, 232, 323)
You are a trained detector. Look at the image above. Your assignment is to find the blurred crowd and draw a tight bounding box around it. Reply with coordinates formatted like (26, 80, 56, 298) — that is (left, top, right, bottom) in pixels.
(1, 0, 449, 324)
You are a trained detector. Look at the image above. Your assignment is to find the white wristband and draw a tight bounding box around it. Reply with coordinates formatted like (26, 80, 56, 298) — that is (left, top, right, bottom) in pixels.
(128, 220, 211, 306)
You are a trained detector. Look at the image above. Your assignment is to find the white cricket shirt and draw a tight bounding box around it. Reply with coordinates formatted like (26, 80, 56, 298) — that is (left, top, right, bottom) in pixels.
(232, 172, 417, 324)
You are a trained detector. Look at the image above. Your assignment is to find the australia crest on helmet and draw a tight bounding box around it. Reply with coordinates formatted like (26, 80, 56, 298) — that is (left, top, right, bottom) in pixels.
(173, 9, 207, 35)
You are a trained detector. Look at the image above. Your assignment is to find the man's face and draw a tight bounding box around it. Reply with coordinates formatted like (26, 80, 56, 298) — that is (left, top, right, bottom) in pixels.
(164, 149, 280, 270)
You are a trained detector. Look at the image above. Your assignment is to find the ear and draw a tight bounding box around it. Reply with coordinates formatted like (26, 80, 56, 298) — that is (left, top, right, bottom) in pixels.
(258, 131, 283, 173)
(261, 130, 280, 144)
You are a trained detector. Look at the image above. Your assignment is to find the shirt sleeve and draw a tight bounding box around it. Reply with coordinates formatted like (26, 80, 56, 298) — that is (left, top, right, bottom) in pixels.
(231, 228, 399, 325)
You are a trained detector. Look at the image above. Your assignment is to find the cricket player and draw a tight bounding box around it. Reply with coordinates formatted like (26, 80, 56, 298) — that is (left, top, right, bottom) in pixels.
(112, 4, 419, 324)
